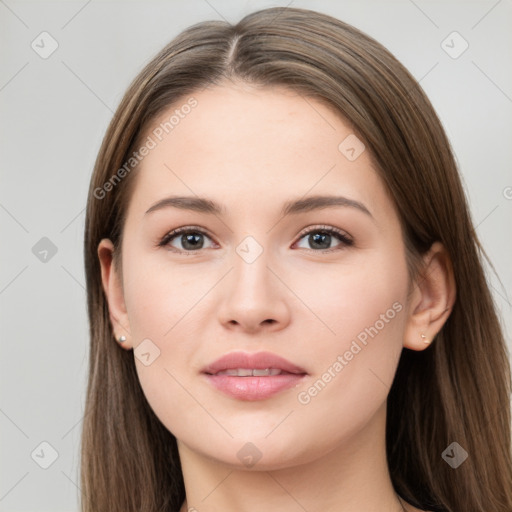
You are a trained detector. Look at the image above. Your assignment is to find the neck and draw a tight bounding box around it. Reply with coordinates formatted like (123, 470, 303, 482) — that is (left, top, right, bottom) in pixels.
(177, 403, 408, 512)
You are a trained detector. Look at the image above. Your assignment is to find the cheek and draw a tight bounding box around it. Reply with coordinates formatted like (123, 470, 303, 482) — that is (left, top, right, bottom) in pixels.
(304, 247, 408, 344)
(122, 259, 207, 439)
(122, 253, 208, 342)
(294, 248, 408, 420)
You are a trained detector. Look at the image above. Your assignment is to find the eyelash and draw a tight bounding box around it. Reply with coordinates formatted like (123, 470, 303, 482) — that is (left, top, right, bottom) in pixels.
(157, 224, 354, 254)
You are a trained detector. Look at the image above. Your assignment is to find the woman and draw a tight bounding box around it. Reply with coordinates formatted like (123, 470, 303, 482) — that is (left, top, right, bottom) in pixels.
(81, 7, 512, 512)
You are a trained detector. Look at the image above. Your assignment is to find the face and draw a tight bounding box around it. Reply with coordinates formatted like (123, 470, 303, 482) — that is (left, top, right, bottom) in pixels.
(103, 82, 416, 470)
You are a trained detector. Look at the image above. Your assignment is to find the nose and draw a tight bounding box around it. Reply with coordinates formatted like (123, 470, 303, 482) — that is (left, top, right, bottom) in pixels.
(216, 246, 291, 334)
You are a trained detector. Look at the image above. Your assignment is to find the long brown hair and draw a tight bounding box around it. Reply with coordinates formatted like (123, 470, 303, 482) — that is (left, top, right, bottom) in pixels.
(82, 7, 512, 511)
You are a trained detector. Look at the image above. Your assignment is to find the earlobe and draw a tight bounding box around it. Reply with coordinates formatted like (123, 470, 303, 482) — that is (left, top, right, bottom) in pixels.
(97, 238, 132, 350)
(403, 242, 456, 351)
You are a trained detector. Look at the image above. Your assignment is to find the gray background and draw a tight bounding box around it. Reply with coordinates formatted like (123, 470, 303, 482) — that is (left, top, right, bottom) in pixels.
(1, 0, 511, 510)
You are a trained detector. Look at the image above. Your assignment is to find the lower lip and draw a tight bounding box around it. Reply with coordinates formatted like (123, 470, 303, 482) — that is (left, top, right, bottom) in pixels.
(203, 373, 306, 400)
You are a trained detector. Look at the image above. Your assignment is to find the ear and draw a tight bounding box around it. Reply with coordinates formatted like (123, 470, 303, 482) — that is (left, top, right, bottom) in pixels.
(403, 242, 456, 350)
(98, 238, 132, 350)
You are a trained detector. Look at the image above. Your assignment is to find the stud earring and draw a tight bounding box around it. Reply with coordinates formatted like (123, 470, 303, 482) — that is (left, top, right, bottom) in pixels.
(421, 333, 430, 344)
(118, 335, 127, 343)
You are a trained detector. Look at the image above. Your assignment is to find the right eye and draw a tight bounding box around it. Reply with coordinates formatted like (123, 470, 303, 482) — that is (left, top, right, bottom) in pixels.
(158, 226, 216, 253)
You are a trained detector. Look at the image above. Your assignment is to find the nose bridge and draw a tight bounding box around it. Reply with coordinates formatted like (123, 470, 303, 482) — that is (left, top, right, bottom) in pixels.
(231, 234, 275, 302)
(216, 233, 290, 331)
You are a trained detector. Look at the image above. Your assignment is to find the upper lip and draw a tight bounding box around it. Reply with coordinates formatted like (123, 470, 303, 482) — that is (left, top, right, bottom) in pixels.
(202, 351, 308, 375)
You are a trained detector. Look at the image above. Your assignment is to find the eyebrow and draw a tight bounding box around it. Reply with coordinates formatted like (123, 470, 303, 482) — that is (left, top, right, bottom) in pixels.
(144, 194, 373, 218)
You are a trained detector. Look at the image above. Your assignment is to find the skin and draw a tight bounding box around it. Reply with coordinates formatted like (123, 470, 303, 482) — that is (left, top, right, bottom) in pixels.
(98, 81, 455, 512)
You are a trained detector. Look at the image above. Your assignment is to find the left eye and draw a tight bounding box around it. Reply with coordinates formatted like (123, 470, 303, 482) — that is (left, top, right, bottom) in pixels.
(294, 227, 353, 252)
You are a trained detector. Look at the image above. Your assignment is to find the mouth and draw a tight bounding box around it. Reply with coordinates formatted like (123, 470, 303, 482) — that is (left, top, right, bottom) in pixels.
(208, 368, 295, 376)
(201, 351, 307, 401)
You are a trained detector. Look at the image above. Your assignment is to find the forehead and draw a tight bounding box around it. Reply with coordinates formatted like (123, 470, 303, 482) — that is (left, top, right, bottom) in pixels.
(124, 83, 393, 223)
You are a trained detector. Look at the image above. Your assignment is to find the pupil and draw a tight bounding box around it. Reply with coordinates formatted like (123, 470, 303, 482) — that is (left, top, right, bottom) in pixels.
(310, 232, 330, 249)
(182, 233, 203, 250)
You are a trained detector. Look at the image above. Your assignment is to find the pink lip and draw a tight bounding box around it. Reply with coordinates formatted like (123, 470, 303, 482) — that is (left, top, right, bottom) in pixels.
(202, 351, 307, 401)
